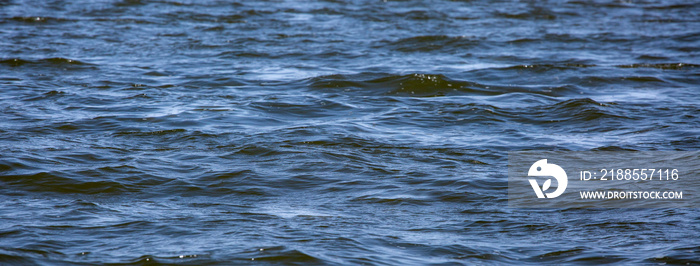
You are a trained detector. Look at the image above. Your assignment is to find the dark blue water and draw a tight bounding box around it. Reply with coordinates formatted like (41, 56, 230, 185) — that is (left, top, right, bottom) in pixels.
(1, 0, 699, 264)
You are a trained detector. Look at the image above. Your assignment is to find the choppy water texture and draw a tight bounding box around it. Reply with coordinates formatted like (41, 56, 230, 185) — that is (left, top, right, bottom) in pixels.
(1, 0, 699, 264)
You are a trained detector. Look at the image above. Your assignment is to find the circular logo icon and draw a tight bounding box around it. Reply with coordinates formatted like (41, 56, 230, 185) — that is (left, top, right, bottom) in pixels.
(528, 159, 567, 198)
